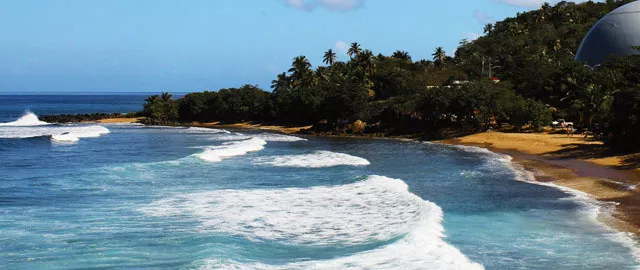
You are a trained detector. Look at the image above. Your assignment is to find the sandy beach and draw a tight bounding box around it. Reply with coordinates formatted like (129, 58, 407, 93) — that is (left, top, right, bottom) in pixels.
(95, 117, 144, 123)
(440, 132, 640, 232)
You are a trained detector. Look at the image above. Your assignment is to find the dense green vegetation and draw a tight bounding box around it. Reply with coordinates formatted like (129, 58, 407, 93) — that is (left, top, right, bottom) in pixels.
(143, 0, 640, 149)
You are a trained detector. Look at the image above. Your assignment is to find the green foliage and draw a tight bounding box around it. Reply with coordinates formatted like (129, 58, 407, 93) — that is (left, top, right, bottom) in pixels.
(143, 92, 178, 121)
(598, 55, 640, 149)
(151, 0, 640, 149)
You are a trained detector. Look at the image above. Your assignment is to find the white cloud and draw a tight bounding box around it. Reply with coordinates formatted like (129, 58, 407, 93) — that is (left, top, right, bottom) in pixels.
(318, 0, 364, 11)
(334, 40, 349, 55)
(474, 10, 495, 24)
(285, 0, 308, 9)
(493, 0, 602, 8)
(283, 0, 365, 12)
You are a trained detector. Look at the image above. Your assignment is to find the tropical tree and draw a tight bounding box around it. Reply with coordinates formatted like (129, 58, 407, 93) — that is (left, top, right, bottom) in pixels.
(357, 50, 376, 76)
(143, 91, 178, 121)
(391, 50, 412, 62)
(432, 47, 446, 68)
(271, 72, 291, 93)
(483, 23, 493, 34)
(323, 49, 337, 66)
(160, 91, 173, 102)
(289, 56, 313, 88)
(348, 42, 362, 58)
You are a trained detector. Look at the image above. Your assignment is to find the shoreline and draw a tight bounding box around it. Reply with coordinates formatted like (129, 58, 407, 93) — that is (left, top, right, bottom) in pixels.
(93, 117, 143, 124)
(96, 118, 640, 233)
(438, 133, 640, 234)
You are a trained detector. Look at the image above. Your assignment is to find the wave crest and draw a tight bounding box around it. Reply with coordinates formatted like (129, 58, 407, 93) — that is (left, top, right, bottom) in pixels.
(0, 112, 50, 127)
(208, 133, 307, 142)
(141, 175, 483, 269)
(254, 151, 370, 168)
(49, 126, 111, 143)
(194, 138, 267, 162)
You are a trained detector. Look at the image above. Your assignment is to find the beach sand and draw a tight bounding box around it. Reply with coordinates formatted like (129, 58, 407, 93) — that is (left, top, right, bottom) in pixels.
(440, 132, 640, 232)
(94, 117, 143, 123)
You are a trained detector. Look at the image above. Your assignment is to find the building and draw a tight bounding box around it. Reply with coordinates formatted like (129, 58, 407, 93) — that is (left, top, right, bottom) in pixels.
(575, 1, 640, 67)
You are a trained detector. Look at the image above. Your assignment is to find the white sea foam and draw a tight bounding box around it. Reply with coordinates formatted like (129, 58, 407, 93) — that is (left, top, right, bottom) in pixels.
(194, 138, 267, 162)
(6, 125, 112, 140)
(208, 132, 307, 142)
(184, 127, 231, 134)
(0, 112, 110, 142)
(141, 175, 483, 269)
(254, 151, 370, 168)
(0, 112, 50, 126)
(48, 126, 111, 143)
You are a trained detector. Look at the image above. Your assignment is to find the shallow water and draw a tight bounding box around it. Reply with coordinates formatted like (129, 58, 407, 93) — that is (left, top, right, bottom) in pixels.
(1, 95, 639, 269)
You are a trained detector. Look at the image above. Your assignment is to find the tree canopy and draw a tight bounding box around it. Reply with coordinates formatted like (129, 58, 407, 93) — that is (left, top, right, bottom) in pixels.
(144, 0, 640, 149)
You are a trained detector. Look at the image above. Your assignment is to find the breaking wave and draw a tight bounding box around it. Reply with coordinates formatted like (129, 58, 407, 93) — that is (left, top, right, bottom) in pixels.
(254, 151, 370, 168)
(140, 175, 483, 269)
(194, 138, 267, 162)
(0, 113, 110, 142)
(0, 112, 50, 126)
(208, 132, 307, 142)
(183, 127, 231, 134)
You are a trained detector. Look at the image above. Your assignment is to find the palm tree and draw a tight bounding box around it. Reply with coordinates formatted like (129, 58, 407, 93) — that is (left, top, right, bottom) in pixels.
(391, 50, 411, 61)
(347, 42, 362, 58)
(432, 47, 446, 67)
(271, 72, 290, 93)
(361, 50, 375, 73)
(483, 23, 493, 34)
(288, 56, 312, 87)
(160, 91, 173, 102)
(323, 49, 337, 66)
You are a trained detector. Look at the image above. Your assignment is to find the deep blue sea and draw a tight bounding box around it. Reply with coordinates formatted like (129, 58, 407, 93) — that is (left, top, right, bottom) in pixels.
(1, 94, 639, 269)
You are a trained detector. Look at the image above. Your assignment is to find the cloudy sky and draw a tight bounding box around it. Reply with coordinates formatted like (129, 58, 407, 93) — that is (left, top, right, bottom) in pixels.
(0, 0, 602, 93)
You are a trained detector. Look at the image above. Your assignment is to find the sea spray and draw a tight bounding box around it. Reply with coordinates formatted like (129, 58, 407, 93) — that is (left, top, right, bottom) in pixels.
(0, 112, 50, 127)
(0, 113, 110, 141)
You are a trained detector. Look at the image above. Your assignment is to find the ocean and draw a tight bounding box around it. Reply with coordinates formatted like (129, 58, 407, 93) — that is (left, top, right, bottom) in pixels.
(1, 94, 639, 269)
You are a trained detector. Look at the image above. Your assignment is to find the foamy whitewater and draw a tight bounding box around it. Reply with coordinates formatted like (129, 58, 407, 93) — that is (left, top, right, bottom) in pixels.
(142, 175, 482, 269)
(2, 96, 640, 269)
(207, 132, 308, 142)
(254, 151, 371, 168)
(194, 137, 268, 162)
(0, 112, 110, 142)
(0, 112, 49, 126)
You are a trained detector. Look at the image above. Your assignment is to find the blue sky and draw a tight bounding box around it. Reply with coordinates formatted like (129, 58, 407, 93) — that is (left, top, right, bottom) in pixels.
(0, 0, 599, 93)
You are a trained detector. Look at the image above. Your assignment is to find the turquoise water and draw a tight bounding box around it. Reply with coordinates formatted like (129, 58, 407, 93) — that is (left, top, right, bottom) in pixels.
(1, 96, 639, 269)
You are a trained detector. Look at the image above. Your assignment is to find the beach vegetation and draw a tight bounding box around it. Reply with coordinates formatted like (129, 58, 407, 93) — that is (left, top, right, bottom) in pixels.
(141, 0, 640, 148)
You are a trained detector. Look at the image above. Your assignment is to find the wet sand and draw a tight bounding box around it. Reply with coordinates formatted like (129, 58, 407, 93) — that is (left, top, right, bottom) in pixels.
(440, 132, 640, 233)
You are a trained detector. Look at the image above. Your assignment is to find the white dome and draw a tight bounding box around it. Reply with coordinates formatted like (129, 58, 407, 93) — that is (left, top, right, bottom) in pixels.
(575, 1, 640, 66)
